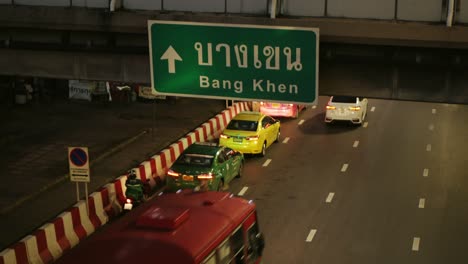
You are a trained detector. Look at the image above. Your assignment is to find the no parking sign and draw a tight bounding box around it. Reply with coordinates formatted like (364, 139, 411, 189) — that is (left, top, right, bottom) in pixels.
(68, 147, 90, 182)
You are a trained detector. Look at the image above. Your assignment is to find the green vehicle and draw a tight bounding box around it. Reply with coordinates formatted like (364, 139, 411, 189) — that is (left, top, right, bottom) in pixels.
(166, 142, 244, 191)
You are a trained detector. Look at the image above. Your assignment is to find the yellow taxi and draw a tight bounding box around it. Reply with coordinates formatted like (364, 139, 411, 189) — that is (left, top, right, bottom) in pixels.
(219, 111, 280, 157)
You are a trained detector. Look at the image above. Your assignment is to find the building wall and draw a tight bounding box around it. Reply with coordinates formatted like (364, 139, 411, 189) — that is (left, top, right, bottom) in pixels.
(282, 0, 325, 17)
(123, 0, 162, 11)
(458, 0, 468, 23)
(227, 0, 267, 14)
(397, 0, 443, 22)
(326, 0, 395, 19)
(162, 0, 225, 13)
(13, 0, 69, 6)
(3, 0, 466, 24)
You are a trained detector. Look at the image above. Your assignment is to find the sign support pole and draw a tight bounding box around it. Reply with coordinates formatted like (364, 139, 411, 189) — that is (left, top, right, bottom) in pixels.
(85, 183, 89, 216)
(152, 97, 156, 139)
(76, 182, 80, 202)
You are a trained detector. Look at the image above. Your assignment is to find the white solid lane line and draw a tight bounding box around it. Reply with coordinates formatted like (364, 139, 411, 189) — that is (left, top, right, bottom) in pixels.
(412, 237, 421, 251)
(262, 159, 272, 167)
(238, 187, 248, 196)
(432, 108, 437, 114)
(282, 137, 290, 144)
(423, 168, 429, 177)
(298, 119, 305, 125)
(426, 144, 432, 152)
(326, 192, 335, 203)
(371, 106, 376, 112)
(305, 229, 317, 242)
(341, 163, 349, 172)
(419, 198, 425, 209)
(363, 122, 368, 128)
(429, 124, 434, 131)
(353, 141, 359, 148)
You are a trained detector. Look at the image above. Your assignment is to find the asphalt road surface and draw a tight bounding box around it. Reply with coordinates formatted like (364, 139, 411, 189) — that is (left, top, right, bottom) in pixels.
(226, 97, 468, 264)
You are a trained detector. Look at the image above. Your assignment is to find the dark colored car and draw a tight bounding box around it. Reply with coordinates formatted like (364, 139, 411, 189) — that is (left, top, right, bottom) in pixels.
(166, 142, 244, 191)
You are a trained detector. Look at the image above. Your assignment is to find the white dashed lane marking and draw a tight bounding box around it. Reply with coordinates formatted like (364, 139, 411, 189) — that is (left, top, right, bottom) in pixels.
(353, 141, 359, 148)
(429, 124, 434, 131)
(419, 198, 425, 209)
(282, 137, 290, 144)
(341, 164, 349, 172)
(305, 229, 317, 242)
(412, 237, 421, 251)
(312, 105, 317, 109)
(432, 108, 437, 114)
(363, 122, 368, 128)
(298, 119, 305, 125)
(326, 192, 335, 203)
(262, 159, 272, 167)
(423, 169, 429, 177)
(371, 106, 376, 112)
(426, 144, 432, 152)
(238, 187, 248, 196)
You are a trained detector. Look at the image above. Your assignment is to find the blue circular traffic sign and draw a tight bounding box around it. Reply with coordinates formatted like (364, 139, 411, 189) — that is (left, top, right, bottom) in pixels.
(69, 148, 88, 167)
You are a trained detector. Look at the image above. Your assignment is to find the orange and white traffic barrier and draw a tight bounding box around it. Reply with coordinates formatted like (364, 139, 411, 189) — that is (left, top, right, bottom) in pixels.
(38, 223, 62, 261)
(88, 192, 108, 229)
(113, 176, 127, 207)
(55, 211, 79, 249)
(67, 202, 93, 242)
(100, 183, 120, 217)
(0, 248, 16, 264)
(168, 143, 179, 163)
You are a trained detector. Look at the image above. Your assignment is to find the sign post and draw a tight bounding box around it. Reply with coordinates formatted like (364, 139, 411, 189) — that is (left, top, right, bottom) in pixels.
(68, 146, 91, 215)
(148, 21, 319, 105)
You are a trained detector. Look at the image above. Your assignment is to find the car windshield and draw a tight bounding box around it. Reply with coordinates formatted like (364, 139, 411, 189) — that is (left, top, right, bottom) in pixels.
(226, 120, 258, 131)
(332, 96, 357, 103)
(175, 154, 214, 167)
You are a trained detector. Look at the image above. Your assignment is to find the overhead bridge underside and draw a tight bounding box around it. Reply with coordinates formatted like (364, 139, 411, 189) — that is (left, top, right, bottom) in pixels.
(1, 6, 468, 103)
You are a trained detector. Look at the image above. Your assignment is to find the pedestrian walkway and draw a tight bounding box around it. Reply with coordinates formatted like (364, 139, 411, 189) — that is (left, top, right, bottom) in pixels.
(0, 97, 226, 249)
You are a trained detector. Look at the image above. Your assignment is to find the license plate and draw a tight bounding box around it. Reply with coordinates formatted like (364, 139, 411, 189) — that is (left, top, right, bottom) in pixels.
(272, 103, 280, 108)
(233, 137, 243, 143)
(183, 175, 194, 181)
(124, 203, 133, 210)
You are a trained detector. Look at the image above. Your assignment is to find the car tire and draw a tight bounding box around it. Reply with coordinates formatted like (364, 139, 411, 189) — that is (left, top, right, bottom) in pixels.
(260, 142, 266, 157)
(274, 129, 280, 143)
(236, 162, 244, 178)
(294, 106, 299, 119)
(217, 179, 225, 191)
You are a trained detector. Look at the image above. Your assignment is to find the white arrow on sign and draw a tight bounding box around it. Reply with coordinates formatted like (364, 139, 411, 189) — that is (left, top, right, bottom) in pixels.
(160, 45, 182, 74)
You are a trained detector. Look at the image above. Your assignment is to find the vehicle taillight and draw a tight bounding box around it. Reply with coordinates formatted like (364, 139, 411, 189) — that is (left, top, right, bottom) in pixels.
(349, 106, 361, 111)
(167, 170, 180, 178)
(326, 105, 336, 110)
(246, 135, 259, 141)
(198, 173, 213, 180)
(220, 134, 230, 139)
(260, 102, 264, 105)
(126, 198, 132, 203)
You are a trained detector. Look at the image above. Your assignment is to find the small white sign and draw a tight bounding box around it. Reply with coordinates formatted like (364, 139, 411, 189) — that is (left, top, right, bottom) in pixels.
(138, 86, 166, 100)
(69, 80, 94, 101)
(68, 147, 90, 182)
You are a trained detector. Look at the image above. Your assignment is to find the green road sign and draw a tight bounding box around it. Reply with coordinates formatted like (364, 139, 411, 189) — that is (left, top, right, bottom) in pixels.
(148, 21, 319, 105)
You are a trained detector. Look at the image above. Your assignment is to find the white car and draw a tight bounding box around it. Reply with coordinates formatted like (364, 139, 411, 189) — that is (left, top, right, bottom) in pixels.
(325, 96, 368, 125)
